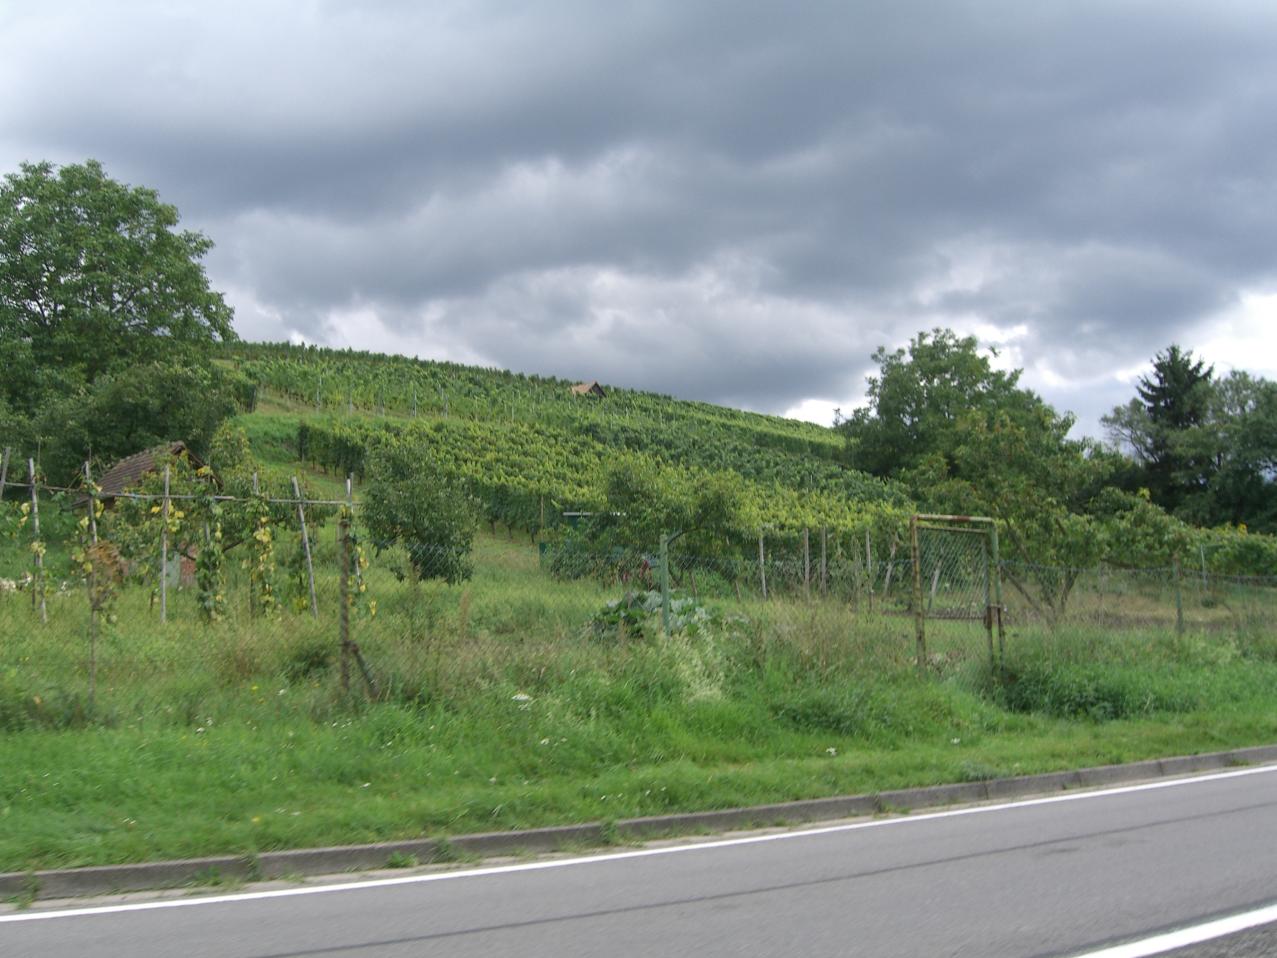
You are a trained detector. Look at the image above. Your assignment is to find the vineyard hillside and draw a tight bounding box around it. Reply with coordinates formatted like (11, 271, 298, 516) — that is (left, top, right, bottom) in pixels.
(224, 342, 912, 545)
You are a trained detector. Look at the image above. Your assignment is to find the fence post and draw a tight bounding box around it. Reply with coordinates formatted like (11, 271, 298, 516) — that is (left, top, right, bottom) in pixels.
(820, 526, 828, 598)
(865, 530, 873, 613)
(338, 500, 352, 695)
(660, 533, 671, 633)
(983, 529, 995, 669)
(990, 522, 1005, 662)
(28, 458, 47, 624)
(910, 515, 924, 675)
(1173, 553, 1185, 635)
(803, 528, 811, 601)
(84, 462, 99, 711)
(292, 476, 319, 618)
(758, 532, 768, 601)
(160, 464, 170, 624)
(337, 474, 378, 699)
(0, 446, 9, 500)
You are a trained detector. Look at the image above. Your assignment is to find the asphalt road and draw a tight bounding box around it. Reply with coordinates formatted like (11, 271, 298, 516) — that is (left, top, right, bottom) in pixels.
(4, 766, 1276, 958)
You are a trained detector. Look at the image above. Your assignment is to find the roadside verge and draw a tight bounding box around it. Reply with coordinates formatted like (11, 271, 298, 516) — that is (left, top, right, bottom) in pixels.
(5, 743, 1275, 902)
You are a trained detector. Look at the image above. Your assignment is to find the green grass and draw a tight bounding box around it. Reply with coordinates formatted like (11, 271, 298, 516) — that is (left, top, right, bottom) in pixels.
(2, 524, 1276, 873)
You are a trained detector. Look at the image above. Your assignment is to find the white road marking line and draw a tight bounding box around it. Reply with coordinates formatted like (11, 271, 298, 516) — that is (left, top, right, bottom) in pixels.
(2, 763, 1274, 924)
(1072, 902, 1277, 958)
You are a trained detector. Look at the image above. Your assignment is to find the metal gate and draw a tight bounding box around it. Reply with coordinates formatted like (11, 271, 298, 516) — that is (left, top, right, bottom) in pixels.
(909, 514, 1005, 674)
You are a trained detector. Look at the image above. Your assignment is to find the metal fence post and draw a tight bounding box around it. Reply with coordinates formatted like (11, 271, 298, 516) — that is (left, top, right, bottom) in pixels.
(758, 531, 767, 601)
(160, 464, 170, 624)
(338, 503, 352, 695)
(990, 521, 1005, 663)
(910, 515, 924, 675)
(1173, 553, 1185, 635)
(84, 462, 100, 710)
(865, 530, 873, 613)
(28, 458, 47, 624)
(292, 476, 319, 618)
(803, 528, 811, 601)
(983, 528, 995, 668)
(820, 526, 828, 598)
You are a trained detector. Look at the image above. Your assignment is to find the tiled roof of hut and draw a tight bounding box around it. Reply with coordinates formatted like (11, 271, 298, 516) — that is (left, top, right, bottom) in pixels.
(96, 441, 195, 501)
(570, 381, 606, 397)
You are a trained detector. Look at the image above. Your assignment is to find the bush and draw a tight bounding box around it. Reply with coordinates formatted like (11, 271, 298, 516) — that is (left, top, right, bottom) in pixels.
(991, 658, 1200, 720)
(362, 446, 479, 585)
(587, 591, 733, 642)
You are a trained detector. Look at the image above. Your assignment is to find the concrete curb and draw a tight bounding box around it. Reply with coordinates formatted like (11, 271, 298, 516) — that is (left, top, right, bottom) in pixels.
(5, 743, 1275, 902)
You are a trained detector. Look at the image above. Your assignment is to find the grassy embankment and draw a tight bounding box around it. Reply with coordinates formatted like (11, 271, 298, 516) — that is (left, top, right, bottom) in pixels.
(1, 401, 1275, 875)
(3, 515, 1277, 874)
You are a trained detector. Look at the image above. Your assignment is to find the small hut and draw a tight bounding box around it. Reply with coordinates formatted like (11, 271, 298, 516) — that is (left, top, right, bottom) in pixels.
(570, 381, 607, 399)
(95, 441, 203, 507)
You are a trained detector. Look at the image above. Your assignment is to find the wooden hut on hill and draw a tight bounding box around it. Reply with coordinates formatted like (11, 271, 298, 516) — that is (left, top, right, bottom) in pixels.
(570, 381, 607, 398)
(94, 441, 203, 507)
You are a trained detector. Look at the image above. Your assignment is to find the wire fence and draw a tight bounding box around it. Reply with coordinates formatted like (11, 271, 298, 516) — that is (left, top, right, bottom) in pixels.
(3, 476, 1276, 729)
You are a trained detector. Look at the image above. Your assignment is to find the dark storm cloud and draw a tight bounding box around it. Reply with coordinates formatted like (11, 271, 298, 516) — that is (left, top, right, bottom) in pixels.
(3, 0, 1277, 428)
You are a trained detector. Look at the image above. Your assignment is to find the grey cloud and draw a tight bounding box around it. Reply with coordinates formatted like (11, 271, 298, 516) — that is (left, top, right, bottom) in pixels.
(4, 1, 1277, 429)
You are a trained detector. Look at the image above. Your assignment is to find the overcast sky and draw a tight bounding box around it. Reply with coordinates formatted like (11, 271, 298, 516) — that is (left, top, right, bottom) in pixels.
(4, 1, 1276, 435)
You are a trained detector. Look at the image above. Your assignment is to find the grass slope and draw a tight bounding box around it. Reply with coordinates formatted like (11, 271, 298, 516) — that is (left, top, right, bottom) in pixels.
(0, 387, 1274, 875)
(2, 519, 1276, 873)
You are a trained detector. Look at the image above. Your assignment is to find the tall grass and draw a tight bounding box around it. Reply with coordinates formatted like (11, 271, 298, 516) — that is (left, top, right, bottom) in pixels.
(1, 529, 1275, 872)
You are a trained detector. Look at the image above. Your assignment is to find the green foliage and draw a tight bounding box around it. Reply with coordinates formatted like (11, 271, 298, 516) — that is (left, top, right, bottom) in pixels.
(993, 656, 1206, 721)
(362, 446, 479, 585)
(588, 591, 728, 642)
(195, 520, 226, 623)
(294, 415, 910, 558)
(101, 451, 202, 587)
(841, 329, 1045, 478)
(1105, 347, 1277, 532)
(0, 159, 234, 403)
(34, 361, 249, 484)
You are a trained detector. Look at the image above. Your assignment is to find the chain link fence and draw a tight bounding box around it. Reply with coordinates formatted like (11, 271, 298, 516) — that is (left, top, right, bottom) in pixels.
(3, 481, 1276, 729)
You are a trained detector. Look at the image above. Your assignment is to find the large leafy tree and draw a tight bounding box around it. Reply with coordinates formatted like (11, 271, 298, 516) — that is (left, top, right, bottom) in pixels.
(1102, 345, 1213, 513)
(362, 443, 480, 585)
(0, 159, 235, 413)
(1196, 372, 1277, 530)
(1104, 347, 1276, 530)
(34, 361, 252, 483)
(843, 328, 1114, 620)
(840, 329, 1046, 478)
